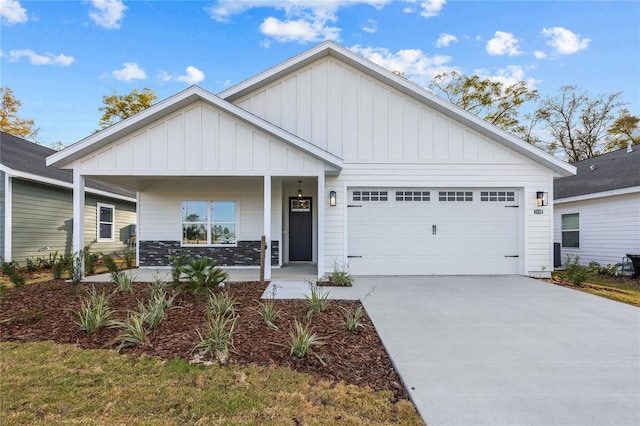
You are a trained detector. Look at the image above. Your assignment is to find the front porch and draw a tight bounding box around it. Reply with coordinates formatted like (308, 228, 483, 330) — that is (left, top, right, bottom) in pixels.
(85, 263, 319, 283)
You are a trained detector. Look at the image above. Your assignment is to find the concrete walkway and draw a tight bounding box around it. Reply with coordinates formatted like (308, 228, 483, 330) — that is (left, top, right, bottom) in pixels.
(354, 276, 640, 426)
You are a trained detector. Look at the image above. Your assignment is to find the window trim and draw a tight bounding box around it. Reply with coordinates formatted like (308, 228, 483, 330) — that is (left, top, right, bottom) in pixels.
(561, 213, 580, 248)
(97, 203, 115, 242)
(181, 200, 238, 247)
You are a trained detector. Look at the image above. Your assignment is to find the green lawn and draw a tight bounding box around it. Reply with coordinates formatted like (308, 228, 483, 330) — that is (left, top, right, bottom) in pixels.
(552, 272, 640, 307)
(0, 341, 421, 425)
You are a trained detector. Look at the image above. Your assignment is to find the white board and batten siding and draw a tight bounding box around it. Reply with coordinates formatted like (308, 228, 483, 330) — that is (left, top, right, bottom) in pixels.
(76, 101, 327, 177)
(554, 192, 640, 267)
(234, 56, 555, 276)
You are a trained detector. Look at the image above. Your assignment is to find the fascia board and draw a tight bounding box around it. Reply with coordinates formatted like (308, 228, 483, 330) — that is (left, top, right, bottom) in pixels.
(554, 185, 640, 204)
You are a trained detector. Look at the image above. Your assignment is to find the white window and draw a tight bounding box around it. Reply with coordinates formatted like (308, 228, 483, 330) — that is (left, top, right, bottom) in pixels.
(439, 191, 473, 202)
(97, 203, 115, 242)
(182, 201, 237, 246)
(396, 191, 430, 201)
(561, 213, 579, 248)
(353, 190, 388, 202)
(480, 191, 515, 202)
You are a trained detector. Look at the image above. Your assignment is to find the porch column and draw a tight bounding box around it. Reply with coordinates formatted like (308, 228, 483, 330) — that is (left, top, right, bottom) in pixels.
(73, 168, 85, 276)
(4, 175, 12, 261)
(263, 175, 271, 280)
(317, 171, 325, 279)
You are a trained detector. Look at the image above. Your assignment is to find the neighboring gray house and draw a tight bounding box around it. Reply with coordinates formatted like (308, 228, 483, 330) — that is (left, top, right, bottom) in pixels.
(1, 132, 137, 265)
(554, 144, 640, 268)
(47, 42, 575, 279)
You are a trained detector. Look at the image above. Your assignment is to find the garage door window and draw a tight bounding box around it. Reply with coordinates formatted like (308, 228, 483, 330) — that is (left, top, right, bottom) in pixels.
(480, 191, 515, 202)
(439, 191, 473, 202)
(561, 213, 579, 248)
(353, 191, 388, 201)
(396, 191, 430, 201)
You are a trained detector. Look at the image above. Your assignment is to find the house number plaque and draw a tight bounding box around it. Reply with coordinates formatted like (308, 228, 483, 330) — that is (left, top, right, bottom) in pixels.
(534, 209, 544, 214)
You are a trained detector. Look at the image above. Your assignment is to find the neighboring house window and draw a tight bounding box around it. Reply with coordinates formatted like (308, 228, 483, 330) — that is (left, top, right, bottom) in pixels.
(561, 213, 580, 248)
(182, 201, 237, 246)
(97, 203, 115, 242)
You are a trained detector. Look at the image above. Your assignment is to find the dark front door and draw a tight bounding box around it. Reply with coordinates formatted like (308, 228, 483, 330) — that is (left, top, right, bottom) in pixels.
(289, 197, 312, 261)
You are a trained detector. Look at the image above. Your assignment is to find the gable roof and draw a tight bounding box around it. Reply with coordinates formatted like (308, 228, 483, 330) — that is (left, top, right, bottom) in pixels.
(219, 41, 575, 177)
(1, 132, 135, 200)
(554, 144, 640, 200)
(46, 86, 343, 173)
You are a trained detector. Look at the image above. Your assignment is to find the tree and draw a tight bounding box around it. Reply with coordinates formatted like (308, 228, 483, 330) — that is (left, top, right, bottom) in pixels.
(428, 71, 538, 139)
(604, 108, 639, 151)
(98, 88, 157, 129)
(0, 87, 40, 141)
(535, 86, 626, 162)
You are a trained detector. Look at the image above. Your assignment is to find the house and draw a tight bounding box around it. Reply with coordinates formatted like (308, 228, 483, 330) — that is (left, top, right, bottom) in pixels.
(46, 42, 575, 279)
(553, 143, 640, 269)
(1, 132, 137, 265)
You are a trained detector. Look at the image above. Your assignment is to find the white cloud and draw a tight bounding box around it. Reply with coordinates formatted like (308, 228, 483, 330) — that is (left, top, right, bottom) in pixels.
(486, 31, 522, 56)
(418, 0, 446, 18)
(350, 44, 455, 86)
(206, 1, 390, 44)
(111, 62, 146, 81)
(1, 0, 28, 25)
(260, 16, 340, 43)
(6, 49, 74, 66)
(477, 65, 540, 90)
(159, 66, 206, 85)
(534, 50, 547, 59)
(436, 33, 457, 48)
(361, 19, 377, 33)
(89, 0, 127, 29)
(542, 26, 590, 55)
(175, 66, 205, 84)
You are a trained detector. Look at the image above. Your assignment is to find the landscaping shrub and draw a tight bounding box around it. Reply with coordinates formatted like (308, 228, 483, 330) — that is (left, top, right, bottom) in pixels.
(193, 313, 237, 364)
(286, 319, 325, 365)
(74, 285, 113, 334)
(111, 313, 147, 350)
(52, 253, 71, 280)
(2, 261, 25, 287)
(564, 255, 590, 286)
(305, 282, 331, 318)
(327, 259, 353, 286)
(102, 254, 119, 274)
(169, 257, 228, 295)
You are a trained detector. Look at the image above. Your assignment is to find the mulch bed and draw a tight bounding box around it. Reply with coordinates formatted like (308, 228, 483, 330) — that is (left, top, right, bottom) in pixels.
(0, 280, 407, 401)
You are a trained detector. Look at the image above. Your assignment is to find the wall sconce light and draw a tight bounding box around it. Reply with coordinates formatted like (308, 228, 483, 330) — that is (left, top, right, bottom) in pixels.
(536, 191, 548, 207)
(297, 181, 303, 199)
(329, 190, 337, 207)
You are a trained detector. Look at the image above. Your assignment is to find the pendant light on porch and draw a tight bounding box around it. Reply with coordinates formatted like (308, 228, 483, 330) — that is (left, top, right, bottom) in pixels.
(297, 181, 303, 199)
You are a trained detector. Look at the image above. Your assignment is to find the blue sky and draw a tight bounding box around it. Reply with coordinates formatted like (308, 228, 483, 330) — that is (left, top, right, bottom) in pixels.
(1, 0, 638, 147)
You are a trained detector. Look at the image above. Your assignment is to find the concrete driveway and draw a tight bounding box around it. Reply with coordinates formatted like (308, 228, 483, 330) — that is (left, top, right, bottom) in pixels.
(357, 276, 640, 426)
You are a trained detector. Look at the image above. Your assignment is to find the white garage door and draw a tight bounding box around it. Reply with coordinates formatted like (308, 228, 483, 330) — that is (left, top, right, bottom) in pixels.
(347, 188, 521, 275)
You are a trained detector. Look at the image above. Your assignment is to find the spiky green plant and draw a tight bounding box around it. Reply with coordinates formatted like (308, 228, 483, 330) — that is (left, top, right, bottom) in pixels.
(340, 304, 367, 333)
(74, 285, 113, 334)
(192, 314, 237, 364)
(254, 299, 282, 330)
(286, 319, 326, 365)
(111, 312, 147, 350)
(207, 290, 237, 319)
(304, 282, 331, 318)
(111, 271, 136, 292)
(137, 284, 174, 329)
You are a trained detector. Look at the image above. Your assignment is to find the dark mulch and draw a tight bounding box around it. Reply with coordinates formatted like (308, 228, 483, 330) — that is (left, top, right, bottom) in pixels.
(0, 280, 407, 401)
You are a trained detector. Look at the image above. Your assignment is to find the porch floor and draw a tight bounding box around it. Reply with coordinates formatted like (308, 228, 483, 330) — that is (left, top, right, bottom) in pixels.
(84, 263, 319, 283)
